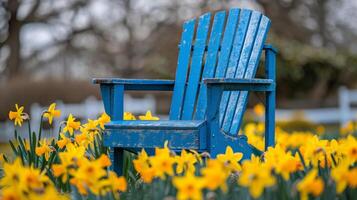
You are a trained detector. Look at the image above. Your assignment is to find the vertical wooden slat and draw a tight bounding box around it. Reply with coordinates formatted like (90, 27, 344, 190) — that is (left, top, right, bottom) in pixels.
(229, 16, 271, 134)
(219, 9, 252, 131)
(213, 8, 241, 122)
(194, 11, 226, 120)
(169, 19, 196, 120)
(182, 13, 211, 120)
(221, 11, 262, 133)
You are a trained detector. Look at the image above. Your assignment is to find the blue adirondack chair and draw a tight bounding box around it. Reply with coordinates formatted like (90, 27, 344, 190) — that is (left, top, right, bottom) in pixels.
(93, 8, 277, 175)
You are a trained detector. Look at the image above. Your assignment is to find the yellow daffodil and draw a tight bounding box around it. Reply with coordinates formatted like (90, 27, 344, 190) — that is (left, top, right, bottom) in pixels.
(138, 111, 159, 120)
(57, 133, 71, 149)
(216, 146, 243, 172)
(238, 156, 276, 199)
(173, 172, 205, 200)
(43, 103, 61, 125)
(299, 136, 331, 168)
(70, 157, 107, 195)
(1, 187, 23, 200)
(150, 146, 176, 179)
(0, 158, 58, 199)
(75, 130, 92, 147)
(52, 143, 86, 182)
(175, 149, 197, 174)
(99, 171, 127, 193)
(201, 159, 229, 192)
(35, 138, 53, 161)
(264, 146, 303, 180)
(97, 154, 112, 168)
(331, 160, 350, 193)
(82, 119, 99, 136)
(124, 112, 136, 120)
(97, 112, 111, 129)
(63, 114, 81, 135)
(8, 104, 26, 127)
(253, 103, 265, 117)
(133, 149, 156, 183)
(340, 121, 354, 136)
(0, 158, 23, 187)
(297, 169, 324, 200)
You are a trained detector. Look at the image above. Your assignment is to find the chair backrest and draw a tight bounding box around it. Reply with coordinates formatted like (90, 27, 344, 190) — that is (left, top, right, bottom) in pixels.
(169, 8, 271, 136)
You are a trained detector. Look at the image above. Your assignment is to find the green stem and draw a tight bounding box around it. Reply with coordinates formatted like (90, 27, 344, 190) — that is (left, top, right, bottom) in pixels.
(38, 113, 44, 145)
(27, 120, 33, 165)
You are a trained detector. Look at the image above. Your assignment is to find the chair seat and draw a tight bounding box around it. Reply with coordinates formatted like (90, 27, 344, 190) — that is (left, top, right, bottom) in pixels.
(104, 120, 207, 150)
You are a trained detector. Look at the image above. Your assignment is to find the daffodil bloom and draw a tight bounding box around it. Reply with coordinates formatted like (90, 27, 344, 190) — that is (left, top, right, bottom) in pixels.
(339, 135, 357, 164)
(138, 111, 159, 120)
(52, 143, 86, 182)
(340, 121, 354, 136)
(57, 133, 71, 149)
(97, 154, 112, 168)
(124, 112, 136, 120)
(253, 103, 265, 117)
(0, 159, 23, 187)
(8, 104, 26, 126)
(99, 171, 127, 193)
(297, 169, 324, 200)
(264, 146, 302, 180)
(175, 149, 197, 174)
(69, 157, 107, 195)
(238, 156, 276, 199)
(75, 130, 92, 147)
(299, 136, 331, 168)
(201, 159, 229, 192)
(43, 103, 61, 125)
(216, 146, 243, 172)
(0, 158, 57, 198)
(97, 112, 110, 129)
(82, 119, 99, 136)
(150, 144, 176, 179)
(63, 114, 81, 135)
(133, 149, 156, 183)
(133, 149, 150, 173)
(173, 172, 205, 200)
(1, 187, 23, 200)
(35, 139, 53, 161)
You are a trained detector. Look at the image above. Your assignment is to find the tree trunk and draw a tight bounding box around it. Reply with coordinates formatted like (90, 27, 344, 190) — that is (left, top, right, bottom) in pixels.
(4, 0, 22, 78)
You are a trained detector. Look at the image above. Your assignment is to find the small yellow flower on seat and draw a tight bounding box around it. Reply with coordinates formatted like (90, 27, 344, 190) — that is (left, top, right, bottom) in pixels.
(43, 103, 61, 125)
(124, 112, 136, 120)
(139, 111, 159, 120)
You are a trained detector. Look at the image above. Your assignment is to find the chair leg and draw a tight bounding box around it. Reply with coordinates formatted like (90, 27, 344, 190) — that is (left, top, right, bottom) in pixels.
(110, 147, 124, 176)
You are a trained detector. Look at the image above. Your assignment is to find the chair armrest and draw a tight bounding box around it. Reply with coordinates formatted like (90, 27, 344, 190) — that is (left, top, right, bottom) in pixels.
(204, 78, 275, 91)
(93, 78, 175, 91)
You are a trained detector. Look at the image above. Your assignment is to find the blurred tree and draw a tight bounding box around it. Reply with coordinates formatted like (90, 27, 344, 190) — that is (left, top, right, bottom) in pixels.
(258, 0, 357, 104)
(1, 0, 357, 106)
(0, 0, 207, 80)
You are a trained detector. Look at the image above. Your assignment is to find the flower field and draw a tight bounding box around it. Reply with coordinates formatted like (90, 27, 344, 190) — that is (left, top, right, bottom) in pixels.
(0, 103, 356, 200)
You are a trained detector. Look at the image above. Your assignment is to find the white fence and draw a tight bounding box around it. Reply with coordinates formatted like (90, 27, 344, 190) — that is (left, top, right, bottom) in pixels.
(274, 86, 357, 125)
(1, 86, 357, 142)
(0, 94, 156, 142)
